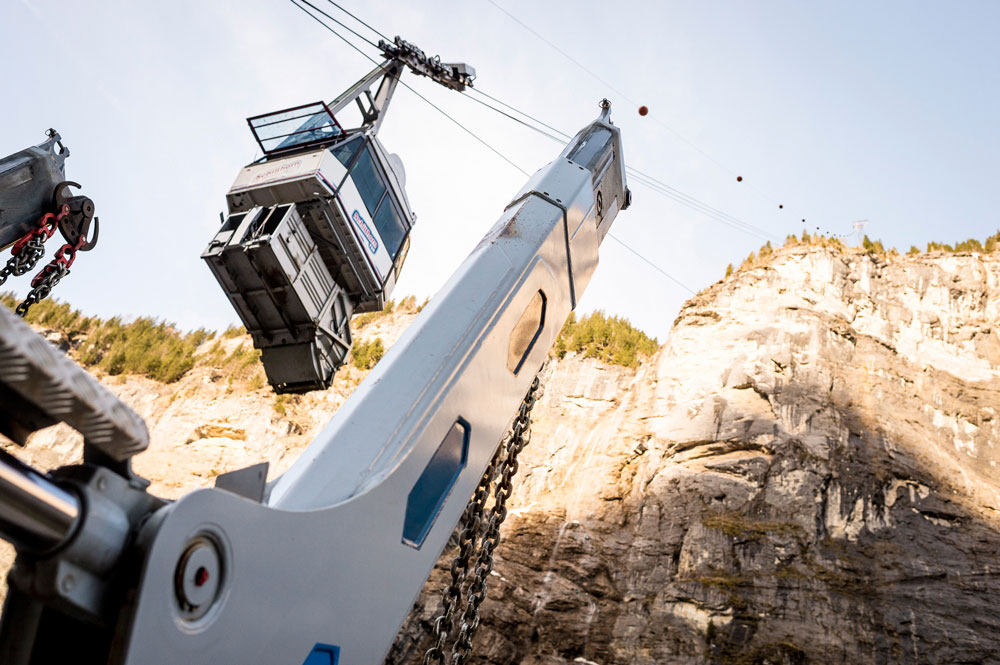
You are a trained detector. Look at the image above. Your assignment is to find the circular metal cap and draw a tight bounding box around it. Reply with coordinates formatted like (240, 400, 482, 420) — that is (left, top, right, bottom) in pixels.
(175, 536, 223, 621)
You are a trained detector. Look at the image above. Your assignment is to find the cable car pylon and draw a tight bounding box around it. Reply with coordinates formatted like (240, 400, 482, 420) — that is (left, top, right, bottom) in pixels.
(202, 37, 475, 393)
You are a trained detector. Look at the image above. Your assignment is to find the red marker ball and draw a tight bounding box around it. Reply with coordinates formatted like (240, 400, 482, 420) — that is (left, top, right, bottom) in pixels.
(638, 106, 649, 116)
(736, 176, 743, 182)
(779, 204, 783, 209)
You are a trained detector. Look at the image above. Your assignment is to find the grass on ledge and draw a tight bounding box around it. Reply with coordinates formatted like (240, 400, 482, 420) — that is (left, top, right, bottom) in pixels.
(2, 293, 211, 383)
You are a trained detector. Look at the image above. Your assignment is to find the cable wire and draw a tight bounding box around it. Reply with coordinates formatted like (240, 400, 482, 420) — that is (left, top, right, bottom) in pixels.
(626, 168, 777, 240)
(291, 0, 776, 241)
(484, 0, 636, 107)
(397, 80, 530, 175)
(290, 0, 383, 60)
(323, 0, 390, 41)
(606, 233, 696, 294)
(466, 89, 776, 241)
(295, 0, 381, 49)
(468, 87, 573, 141)
(461, 89, 569, 145)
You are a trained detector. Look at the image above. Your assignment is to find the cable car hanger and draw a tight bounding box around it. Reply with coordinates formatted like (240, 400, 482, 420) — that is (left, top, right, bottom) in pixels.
(202, 37, 476, 394)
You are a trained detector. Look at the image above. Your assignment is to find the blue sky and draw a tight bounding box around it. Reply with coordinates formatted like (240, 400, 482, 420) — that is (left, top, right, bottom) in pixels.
(2, 0, 998, 338)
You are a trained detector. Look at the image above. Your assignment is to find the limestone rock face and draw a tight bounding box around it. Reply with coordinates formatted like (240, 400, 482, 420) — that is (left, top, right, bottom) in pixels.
(3, 246, 1000, 665)
(390, 246, 1000, 665)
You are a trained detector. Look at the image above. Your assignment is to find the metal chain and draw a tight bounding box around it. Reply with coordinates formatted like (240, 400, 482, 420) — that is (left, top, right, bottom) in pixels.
(15, 262, 70, 317)
(426, 374, 542, 665)
(0, 232, 49, 287)
(1, 206, 70, 316)
(422, 455, 499, 665)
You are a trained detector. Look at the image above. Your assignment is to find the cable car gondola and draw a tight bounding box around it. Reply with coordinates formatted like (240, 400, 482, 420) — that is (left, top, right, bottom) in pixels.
(203, 40, 474, 393)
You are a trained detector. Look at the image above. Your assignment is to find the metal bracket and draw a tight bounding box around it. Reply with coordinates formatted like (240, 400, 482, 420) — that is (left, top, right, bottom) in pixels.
(378, 37, 476, 92)
(214, 462, 269, 503)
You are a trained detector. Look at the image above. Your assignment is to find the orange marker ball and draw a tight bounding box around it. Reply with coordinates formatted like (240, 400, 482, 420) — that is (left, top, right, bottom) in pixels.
(638, 106, 649, 116)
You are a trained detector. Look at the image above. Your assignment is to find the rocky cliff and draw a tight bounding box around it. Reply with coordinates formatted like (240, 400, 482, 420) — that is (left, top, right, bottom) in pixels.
(4, 243, 1000, 664)
(393, 243, 1000, 665)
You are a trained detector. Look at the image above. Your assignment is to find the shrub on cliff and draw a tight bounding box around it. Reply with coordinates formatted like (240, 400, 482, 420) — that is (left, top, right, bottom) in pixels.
(352, 337, 385, 369)
(553, 311, 658, 368)
(2, 293, 209, 383)
(925, 232, 1000, 254)
(76, 317, 205, 383)
(862, 235, 886, 254)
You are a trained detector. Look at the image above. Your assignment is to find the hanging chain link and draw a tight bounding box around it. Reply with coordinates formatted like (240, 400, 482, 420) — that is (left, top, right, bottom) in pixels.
(422, 373, 543, 665)
(422, 456, 498, 665)
(15, 262, 71, 317)
(1, 205, 79, 318)
(15, 234, 85, 318)
(0, 206, 64, 286)
(0, 234, 45, 286)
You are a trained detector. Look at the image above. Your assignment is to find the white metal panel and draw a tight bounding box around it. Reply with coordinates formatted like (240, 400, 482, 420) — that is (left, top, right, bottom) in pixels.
(230, 151, 327, 193)
(335, 177, 393, 282)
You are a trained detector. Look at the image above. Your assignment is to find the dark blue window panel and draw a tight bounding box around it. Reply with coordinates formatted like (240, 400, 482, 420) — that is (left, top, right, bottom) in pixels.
(372, 199, 407, 258)
(302, 643, 340, 665)
(330, 135, 362, 168)
(403, 419, 470, 548)
(351, 147, 387, 216)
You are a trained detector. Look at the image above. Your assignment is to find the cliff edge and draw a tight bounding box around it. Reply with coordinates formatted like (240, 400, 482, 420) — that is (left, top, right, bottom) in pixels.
(4, 243, 1000, 664)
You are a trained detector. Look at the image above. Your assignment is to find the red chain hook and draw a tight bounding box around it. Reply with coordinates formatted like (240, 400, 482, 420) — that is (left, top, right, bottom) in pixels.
(30, 233, 87, 288)
(10, 204, 69, 256)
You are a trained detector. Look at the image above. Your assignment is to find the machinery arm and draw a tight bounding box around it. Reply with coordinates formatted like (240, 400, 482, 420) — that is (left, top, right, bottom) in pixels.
(0, 101, 628, 665)
(0, 130, 100, 317)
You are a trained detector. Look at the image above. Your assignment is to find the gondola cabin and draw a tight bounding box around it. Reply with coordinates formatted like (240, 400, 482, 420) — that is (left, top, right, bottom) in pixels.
(203, 102, 415, 393)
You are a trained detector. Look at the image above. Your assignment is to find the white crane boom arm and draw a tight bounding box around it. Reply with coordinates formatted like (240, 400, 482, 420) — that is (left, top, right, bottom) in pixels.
(0, 102, 629, 665)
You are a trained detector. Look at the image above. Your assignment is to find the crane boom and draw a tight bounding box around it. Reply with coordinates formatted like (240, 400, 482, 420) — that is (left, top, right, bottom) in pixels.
(0, 101, 629, 665)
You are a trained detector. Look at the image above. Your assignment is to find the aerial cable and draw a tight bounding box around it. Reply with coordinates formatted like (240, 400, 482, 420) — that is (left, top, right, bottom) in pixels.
(460, 90, 569, 145)
(322, 0, 391, 41)
(289, 0, 384, 63)
(292, 0, 382, 49)
(484, 0, 637, 107)
(606, 233, 696, 294)
(625, 167, 778, 240)
(465, 87, 776, 241)
(396, 81, 530, 176)
(467, 87, 573, 141)
(290, 0, 530, 176)
(626, 175, 767, 240)
(464, 86, 774, 241)
(484, 0, 735, 175)
(625, 172, 773, 242)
